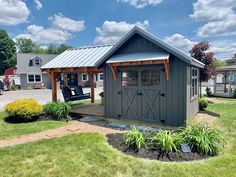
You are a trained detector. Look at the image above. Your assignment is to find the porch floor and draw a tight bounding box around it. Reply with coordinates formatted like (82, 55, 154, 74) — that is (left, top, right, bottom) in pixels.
(70, 104, 104, 117)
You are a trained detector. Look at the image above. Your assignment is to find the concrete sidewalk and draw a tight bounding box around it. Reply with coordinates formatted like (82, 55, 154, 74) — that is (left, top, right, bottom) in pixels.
(0, 88, 103, 111)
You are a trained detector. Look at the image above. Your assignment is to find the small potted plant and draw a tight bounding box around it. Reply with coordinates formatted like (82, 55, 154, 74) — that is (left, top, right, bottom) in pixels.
(99, 92, 104, 105)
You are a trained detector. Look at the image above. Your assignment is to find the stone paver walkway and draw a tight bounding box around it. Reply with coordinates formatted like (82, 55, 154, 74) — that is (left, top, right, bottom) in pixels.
(0, 121, 121, 148)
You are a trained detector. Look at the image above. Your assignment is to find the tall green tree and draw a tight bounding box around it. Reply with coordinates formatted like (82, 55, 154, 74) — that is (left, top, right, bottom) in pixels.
(16, 38, 36, 53)
(0, 29, 16, 75)
(189, 41, 216, 97)
(47, 44, 58, 54)
(214, 60, 226, 67)
(57, 44, 72, 54)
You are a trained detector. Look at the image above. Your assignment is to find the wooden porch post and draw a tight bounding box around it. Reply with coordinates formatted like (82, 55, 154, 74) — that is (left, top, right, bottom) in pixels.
(50, 71, 58, 102)
(88, 72, 95, 103)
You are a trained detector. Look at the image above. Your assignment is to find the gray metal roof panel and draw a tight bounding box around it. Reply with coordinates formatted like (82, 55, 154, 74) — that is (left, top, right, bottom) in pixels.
(41, 45, 113, 69)
(95, 26, 205, 68)
(106, 52, 169, 63)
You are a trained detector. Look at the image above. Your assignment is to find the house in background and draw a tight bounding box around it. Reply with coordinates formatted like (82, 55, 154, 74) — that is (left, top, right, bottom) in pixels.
(214, 53, 236, 97)
(17, 53, 58, 89)
(42, 26, 204, 126)
(3, 66, 20, 86)
(17, 53, 103, 90)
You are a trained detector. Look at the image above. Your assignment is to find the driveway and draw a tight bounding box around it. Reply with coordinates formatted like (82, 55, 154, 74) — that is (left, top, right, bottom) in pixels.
(0, 87, 103, 112)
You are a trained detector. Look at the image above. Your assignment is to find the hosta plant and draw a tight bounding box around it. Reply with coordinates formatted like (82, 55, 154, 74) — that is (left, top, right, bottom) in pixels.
(153, 130, 183, 153)
(183, 124, 224, 156)
(44, 101, 71, 120)
(123, 127, 146, 152)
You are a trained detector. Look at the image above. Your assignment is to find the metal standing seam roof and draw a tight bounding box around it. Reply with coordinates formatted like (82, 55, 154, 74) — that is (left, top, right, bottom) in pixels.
(41, 45, 113, 69)
(106, 51, 169, 63)
(216, 65, 236, 71)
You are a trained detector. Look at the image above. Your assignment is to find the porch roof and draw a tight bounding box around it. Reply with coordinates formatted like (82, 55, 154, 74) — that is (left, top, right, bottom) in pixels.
(41, 45, 113, 69)
(106, 51, 169, 64)
(216, 65, 236, 72)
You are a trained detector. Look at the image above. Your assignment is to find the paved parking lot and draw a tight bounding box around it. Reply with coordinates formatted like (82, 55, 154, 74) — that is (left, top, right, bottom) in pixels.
(0, 88, 103, 112)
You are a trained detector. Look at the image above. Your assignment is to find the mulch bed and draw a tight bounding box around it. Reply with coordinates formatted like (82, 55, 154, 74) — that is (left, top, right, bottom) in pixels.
(107, 133, 209, 162)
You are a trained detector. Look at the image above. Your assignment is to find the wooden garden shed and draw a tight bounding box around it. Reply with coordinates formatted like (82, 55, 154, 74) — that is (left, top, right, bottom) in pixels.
(42, 26, 204, 126)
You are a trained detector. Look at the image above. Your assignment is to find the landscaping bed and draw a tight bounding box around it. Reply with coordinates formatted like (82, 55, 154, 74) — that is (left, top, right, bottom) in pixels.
(107, 133, 208, 162)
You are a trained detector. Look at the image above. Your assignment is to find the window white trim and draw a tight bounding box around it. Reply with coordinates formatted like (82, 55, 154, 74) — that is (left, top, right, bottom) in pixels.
(98, 73, 103, 81)
(191, 67, 198, 101)
(27, 74, 42, 83)
(81, 73, 88, 82)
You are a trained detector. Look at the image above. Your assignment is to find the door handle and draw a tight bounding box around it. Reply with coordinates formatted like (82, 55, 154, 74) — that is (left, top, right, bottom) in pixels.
(160, 93, 165, 97)
(118, 91, 121, 95)
(137, 92, 143, 96)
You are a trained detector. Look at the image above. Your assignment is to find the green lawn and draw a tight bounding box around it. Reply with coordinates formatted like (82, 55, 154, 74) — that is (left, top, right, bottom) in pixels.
(0, 99, 236, 177)
(0, 112, 67, 139)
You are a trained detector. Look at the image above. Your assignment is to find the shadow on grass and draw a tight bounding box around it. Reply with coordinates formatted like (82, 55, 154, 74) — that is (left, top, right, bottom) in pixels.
(4, 116, 38, 124)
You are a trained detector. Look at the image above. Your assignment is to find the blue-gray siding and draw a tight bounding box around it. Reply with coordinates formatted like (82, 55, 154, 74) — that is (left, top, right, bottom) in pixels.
(20, 74, 51, 89)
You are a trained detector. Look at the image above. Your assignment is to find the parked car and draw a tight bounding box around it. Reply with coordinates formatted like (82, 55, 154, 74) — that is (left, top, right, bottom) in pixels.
(0, 80, 4, 95)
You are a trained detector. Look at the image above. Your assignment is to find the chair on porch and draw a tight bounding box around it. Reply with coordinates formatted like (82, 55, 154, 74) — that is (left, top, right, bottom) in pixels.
(62, 86, 91, 102)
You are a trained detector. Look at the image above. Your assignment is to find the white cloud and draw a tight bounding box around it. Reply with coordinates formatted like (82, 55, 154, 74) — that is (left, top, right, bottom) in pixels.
(95, 20, 149, 44)
(191, 0, 236, 37)
(165, 33, 236, 59)
(164, 34, 196, 54)
(0, 0, 30, 25)
(15, 25, 72, 44)
(34, 0, 42, 10)
(49, 13, 85, 32)
(118, 0, 163, 8)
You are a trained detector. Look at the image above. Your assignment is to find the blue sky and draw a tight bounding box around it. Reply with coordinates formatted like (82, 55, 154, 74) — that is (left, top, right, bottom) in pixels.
(0, 0, 236, 59)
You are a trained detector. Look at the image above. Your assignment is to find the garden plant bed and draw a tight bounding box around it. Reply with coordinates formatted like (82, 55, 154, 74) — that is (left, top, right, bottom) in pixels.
(107, 133, 209, 162)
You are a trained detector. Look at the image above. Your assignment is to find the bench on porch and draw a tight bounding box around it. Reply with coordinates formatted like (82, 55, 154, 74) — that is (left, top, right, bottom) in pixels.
(62, 86, 91, 102)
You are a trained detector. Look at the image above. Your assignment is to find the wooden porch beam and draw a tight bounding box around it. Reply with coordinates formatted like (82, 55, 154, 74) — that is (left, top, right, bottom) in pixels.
(49, 71, 58, 102)
(108, 59, 167, 67)
(164, 60, 170, 81)
(41, 67, 103, 74)
(109, 64, 118, 80)
(88, 71, 95, 103)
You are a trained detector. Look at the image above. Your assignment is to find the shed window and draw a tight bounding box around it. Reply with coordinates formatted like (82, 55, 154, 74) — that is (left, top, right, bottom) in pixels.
(122, 71, 138, 87)
(191, 68, 198, 100)
(141, 70, 160, 86)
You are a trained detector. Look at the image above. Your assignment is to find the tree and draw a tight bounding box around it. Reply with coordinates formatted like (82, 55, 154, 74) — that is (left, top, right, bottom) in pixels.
(189, 41, 216, 97)
(16, 38, 36, 53)
(47, 44, 58, 54)
(57, 44, 72, 54)
(33, 45, 47, 54)
(0, 29, 16, 75)
(214, 60, 226, 67)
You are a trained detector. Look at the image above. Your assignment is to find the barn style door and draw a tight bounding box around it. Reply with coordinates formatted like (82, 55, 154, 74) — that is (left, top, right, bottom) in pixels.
(120, 66, 165, 122)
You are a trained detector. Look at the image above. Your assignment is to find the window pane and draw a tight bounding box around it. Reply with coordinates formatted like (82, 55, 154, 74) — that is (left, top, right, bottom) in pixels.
(28, 75, 34, 82)
(82, 74, 88, 81)
(34, 59, 40, 66)
(35, 75, 41, 82)
(141, 70, 160, 86)
(122, 71, 138, 86)
(99, 73, 103, 80)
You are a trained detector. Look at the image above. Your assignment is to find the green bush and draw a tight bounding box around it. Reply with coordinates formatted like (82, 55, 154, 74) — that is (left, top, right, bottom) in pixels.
(153, 130, 183, 153)
(233, 88, 236, 98)
(199, 98, 208, 110)
(5, 99, 43, 121)
(206, 87, 213, 97)
(44, 101, 71, 120)
(123, 127, 146, 152)
(183, 124, 224, 156)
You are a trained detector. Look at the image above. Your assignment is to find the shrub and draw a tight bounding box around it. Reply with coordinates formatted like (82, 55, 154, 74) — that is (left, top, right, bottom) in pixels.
(5, 99, 43, 121)
(199, 98, 208, 110)
(206, 87, 213, 97)
(183, 124, 224, 156)
(44, 101, 71, 120)
(233, 88, 236, 98)
(153, 130, 183, 153)
(123, 127, 146, 152)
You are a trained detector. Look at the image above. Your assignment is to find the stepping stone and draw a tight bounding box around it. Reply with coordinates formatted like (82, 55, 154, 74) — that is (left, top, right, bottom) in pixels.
(108, 122, 129, 129)
(79, 117, 103, 122)
(129, 125, 162, 132)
